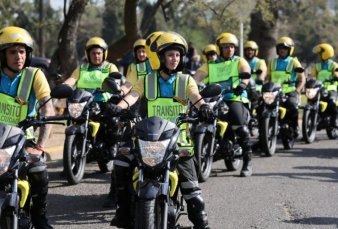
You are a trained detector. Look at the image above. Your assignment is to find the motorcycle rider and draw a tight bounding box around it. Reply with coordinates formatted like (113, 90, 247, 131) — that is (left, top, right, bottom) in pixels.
(126, 39, 151, 86)
(63, 36, 120, 207)
(311, 43, 338, 127)
(200, 44, 220, 85)
(64, 36, 119, 102)
(202, 44, 219, 64)
(266, 36, 305, 138)
(108, 31, 211, 229)
(0, 26, 55, 228)
(194, 32, 253, 177)
(244, 41, 267, 147)
(244, 40, 267, 100)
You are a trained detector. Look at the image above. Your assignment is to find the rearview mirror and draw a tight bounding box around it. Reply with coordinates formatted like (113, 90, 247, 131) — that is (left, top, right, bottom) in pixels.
(200, 84, 222, 98)
(102, 77, 121, 94)
(108, 72, 126, 86)
(51, 84, 73, 99)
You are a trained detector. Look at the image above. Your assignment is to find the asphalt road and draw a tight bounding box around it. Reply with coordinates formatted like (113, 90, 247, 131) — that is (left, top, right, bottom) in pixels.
(44, 128, 338, 229)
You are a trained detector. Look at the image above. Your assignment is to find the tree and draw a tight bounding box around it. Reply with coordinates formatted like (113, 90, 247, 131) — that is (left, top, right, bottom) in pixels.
(48, 0, 89, 86)
(106, 0, 165, 64)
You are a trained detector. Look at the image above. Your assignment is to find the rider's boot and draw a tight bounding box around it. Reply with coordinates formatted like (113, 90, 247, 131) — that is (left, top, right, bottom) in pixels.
(186, 195, 210, 229)
(102, 171, 117, 208)
(236, 126, 253, 177)
(29, 170, 53, 229)
(110, 165, 132, 228)
(241, 150, 253, 177)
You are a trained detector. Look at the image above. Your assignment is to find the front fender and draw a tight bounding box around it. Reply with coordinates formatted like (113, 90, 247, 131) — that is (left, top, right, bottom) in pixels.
(133, 169, 179, 199)
(18, 180, 30, 208)
(65, 124, 86, 135)
(193, 123, 215, 134)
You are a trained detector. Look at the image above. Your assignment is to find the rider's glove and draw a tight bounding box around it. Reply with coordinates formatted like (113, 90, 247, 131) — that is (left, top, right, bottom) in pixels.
(233, 82, 247, 96)
(104, 103, 122, 116)
(198, 104, 213, 122)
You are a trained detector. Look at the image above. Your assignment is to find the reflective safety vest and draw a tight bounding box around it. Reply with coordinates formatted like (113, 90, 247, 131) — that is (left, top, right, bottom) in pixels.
(315, 60, 337, 91)
(77, 61, 112, 101)
(248, 57, 262, 81)
(208, 56, 249, 103)
(0, 67, 37, 139)
(136, 61, 150, 79)
(270, 57, 296, 94)
(145, 72, 193, 153)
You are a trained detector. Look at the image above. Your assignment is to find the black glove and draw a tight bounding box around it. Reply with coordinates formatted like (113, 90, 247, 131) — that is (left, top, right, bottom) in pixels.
(233, 82, 247, 96)
(198, 104, 213, 121)
(104, 103, 122, 116)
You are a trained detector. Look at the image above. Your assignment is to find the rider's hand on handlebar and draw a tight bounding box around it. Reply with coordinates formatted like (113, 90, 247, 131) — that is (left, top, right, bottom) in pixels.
(198, 104, 213, 122)
(233, 82, 247, 96)
(104, 103, 122, 116)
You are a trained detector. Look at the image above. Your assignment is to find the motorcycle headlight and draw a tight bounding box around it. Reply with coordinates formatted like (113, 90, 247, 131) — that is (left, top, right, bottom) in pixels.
(262, 91, 278, 105)
(68, 102, 86, 118)
(138, 139, 170, 167)
(306, 88, 319, 99)
(0, 145, 16, 176)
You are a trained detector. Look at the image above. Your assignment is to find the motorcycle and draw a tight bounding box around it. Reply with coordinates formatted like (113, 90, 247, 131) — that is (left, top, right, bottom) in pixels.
(302, 78, 338, 143)
(190, 83, 247, 182)
(55, 74, 128, 185)
(103, 80, 215, 228)
(0, 123, 31, 229)
(0, 94, 67, 228)
(258, 80, 298, 156)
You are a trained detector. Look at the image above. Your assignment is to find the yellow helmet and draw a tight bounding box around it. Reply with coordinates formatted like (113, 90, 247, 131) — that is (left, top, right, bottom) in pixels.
(133, 38, 146, 62)
(312, 43, 334, 61)
(0, 26, 34, 67)
(133, 39, 146, 49)
(202, 44, 217, 62)
(148, 31, 188, 71)
(244, 41, 259, 56)
(145, 31, 164, 70)
(85, 36, 108, 61)
(276, 36, 294, 56)
(215, 32, 239, 56)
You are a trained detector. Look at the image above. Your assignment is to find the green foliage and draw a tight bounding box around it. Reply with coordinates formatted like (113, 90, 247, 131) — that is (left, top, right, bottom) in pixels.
(102, 0, 125, 44)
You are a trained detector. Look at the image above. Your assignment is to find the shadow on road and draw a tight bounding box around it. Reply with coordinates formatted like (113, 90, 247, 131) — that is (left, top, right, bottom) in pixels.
(284, 216, 338, 227)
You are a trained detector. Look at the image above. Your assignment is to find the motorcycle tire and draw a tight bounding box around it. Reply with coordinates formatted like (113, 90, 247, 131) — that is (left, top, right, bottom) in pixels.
(302, 109, 317, 143)
(134, 199, 163, 229)
(63, 134, 87, 185)
(260, 117, 277, 157)
(0, 209, 18, 229)
(97, 159, 114, 173)
(194, 133, 214, 183)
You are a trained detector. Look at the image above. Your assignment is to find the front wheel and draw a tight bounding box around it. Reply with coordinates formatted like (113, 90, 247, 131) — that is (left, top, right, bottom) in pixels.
(63, 134, 87, 185)
(302, 109, 317, 143)
(134, 199, 163, 229)
(260, 117, 277, 157)
(194, 133, 214, 183)
(0, 208, 18, 229)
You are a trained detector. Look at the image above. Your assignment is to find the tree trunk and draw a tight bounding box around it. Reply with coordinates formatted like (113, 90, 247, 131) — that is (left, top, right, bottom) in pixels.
(48, 0, 89, 87)
(106, 0, 138, 64)
(247, 0, 279, 62)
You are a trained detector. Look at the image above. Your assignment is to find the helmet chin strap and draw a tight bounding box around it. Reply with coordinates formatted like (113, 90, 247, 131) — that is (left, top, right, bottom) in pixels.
(5, 65, 21, 74)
